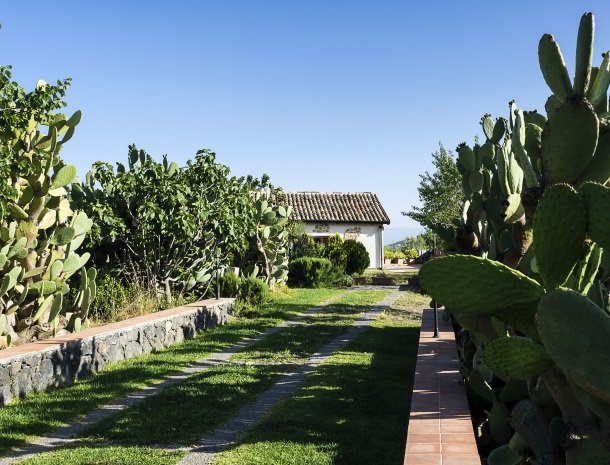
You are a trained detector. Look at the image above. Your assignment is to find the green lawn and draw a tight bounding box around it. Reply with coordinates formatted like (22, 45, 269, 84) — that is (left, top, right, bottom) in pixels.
(78, 290, 390, 445)
(212, 303, 421, 465)
(15, 445, 185, 465)
(10, 288, 421, 465)
(0, 287, 342, 454)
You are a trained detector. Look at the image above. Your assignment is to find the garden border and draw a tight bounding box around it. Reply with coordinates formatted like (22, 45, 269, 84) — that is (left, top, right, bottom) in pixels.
(0, 298, 234, 406)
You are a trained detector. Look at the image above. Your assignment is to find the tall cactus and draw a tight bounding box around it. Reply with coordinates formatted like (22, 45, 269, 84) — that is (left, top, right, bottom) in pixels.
(420, 13, 610, 465)
(0, 76, 95, 347)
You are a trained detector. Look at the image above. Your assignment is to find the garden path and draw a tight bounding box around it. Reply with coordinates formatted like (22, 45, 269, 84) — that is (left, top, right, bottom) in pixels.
(0, 293, 347, 465)
(176, 289, 401, 465)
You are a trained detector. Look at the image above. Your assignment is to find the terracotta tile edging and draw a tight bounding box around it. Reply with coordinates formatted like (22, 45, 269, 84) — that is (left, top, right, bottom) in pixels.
(0, 298, 234, 406)
(403, 308, 481, 465)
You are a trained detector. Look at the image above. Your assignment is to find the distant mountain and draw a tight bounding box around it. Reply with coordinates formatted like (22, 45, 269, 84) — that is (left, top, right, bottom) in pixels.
(383, 226, 423, 245)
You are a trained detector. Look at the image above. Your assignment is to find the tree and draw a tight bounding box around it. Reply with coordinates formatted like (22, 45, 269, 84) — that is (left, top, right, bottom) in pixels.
(74, 145, 260, 303)
(404, 143, 464, 232)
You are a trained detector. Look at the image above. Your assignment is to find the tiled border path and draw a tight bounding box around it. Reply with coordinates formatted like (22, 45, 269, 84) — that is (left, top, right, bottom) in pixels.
(176, 290, 402, 465)
(0, 293, 345, 465)
(403, 308, 481, 465)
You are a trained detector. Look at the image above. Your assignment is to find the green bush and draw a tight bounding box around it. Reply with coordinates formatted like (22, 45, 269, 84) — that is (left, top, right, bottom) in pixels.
(288, 257, 334, 288)
(403, 248, 418, 260)
(240, 276, 270, 307)
(90, 274, 131, 321)
(219, 272, 241, 298)
(330, 273, 354, 288)
(322, 234, 347, 271)
(343, 240, 370, 274)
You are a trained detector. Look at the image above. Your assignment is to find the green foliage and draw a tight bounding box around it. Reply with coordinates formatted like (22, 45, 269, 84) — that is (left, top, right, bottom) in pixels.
(343, 240, 370, 275)
(403, 248, 418, 260)
(89, 273, 131, 321)
(404, 143, 464, 235)
(239, 276, 269, 308)
(0, 67, 96, 345)
(383, 248, 406, 260)
(243, 187, 290, 289)
(419, 13, 610, 463)
(219, 272, 269, 315)
(289, 233, 324, 259)
(321, 234, 347, 270)
(287, 257, 334, 288)
(219, 272, 241, 299)
(74, 146, 259, 304)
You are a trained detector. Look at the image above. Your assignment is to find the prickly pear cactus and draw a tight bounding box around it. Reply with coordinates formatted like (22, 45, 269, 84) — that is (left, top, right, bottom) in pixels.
(246, 188, 291, 289)
(0, 81, 95, 346)
(419, 12, 610, 465)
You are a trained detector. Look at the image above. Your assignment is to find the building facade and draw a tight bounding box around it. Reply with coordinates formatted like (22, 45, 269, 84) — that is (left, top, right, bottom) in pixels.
(286, 192, 390, 269)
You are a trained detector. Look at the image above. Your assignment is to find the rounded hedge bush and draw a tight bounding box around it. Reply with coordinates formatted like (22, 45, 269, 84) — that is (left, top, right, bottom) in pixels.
(343, 240, 370, 275)
(288, 257, 334, 288)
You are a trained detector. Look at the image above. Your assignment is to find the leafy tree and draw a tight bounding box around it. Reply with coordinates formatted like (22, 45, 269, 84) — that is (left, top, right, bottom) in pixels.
(74, 145, 260, 303)
(404, 143, 464, 233)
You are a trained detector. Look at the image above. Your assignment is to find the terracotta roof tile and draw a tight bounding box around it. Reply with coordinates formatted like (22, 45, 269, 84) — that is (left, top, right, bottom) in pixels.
(285, 192, 390, 224)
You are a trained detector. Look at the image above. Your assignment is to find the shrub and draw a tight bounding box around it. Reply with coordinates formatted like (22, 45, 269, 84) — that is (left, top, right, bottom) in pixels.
(343, 240, 370, 274)
(403, 248, 418, 260)
(219, 272, 241, 298)
(89, 274, 159, 323)
(330, 274, 354, 288)
(239, 276, 270, 307)
(288, 257, 334, 288)
(322, 234, 347, 271)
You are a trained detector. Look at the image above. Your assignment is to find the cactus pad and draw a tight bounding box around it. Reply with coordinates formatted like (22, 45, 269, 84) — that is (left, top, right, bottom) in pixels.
(539, 34, 574, 100)
(537, 288, 610, 404)
(483, 336, 554, 380)
(488, 445, 522, 465)
(541, 97, 599, 184)
(419, 255, 544, 315)
(579, 182, 610, 250)
(533, 184, 587, 288)
(577, 131, 610, 185)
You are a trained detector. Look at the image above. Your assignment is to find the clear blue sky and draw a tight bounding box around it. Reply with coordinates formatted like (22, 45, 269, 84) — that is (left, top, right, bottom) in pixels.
(2, 1, 610, 242)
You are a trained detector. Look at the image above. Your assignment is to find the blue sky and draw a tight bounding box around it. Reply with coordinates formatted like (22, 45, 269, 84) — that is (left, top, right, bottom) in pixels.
(2, 1, 610, 242)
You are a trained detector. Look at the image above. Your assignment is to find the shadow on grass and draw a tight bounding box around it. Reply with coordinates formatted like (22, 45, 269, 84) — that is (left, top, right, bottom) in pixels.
(81, 364, 290, 445)
(0, 303, 322, 455)
(215, 324, 421, 465)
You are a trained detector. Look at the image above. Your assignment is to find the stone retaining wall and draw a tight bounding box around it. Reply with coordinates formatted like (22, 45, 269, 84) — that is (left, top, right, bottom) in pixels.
(0, 298, 234, 406)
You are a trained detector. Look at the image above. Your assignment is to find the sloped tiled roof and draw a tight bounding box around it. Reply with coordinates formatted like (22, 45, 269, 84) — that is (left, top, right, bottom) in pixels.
(286, 192, 390, 224)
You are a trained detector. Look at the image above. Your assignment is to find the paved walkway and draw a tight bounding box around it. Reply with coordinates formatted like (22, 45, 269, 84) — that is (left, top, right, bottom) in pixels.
(0, 293, 345, 465)
(177, 290, 401, 465)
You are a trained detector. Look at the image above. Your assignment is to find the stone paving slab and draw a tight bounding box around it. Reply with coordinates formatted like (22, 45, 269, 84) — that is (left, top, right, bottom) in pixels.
(0, 293, 344, 465)
(177, 290, 401, 465)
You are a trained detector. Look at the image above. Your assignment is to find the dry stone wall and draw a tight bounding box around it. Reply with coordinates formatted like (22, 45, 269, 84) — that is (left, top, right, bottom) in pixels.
(0, 298, 233, 406)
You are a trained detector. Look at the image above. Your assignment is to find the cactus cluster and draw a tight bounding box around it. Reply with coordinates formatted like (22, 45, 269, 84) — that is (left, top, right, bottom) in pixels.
(245, 188, 291, 289)
(420, 13, 610, 465)
(0, 106, 95, 346)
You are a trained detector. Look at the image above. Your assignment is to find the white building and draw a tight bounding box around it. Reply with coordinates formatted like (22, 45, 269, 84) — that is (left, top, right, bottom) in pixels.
(286, 192, 390, 269)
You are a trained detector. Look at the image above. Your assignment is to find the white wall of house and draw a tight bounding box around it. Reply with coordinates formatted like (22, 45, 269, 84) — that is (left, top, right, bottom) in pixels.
(303, 222, 384, 269)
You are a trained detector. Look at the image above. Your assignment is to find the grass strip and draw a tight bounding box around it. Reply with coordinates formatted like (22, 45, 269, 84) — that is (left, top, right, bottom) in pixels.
(212, 296, 422, 465)
(77, 290, 390, 445)
(0, 288, 341, 454)
(233, 289, 391, 364)
(18, 445, 185, 465)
